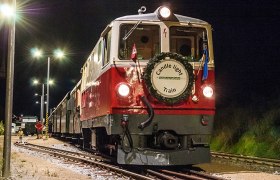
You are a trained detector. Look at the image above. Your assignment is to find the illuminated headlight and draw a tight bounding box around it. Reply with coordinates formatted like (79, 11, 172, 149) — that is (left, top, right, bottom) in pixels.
(159, 6, 171, 18)
(117, 83, 130, 97)
(203, 86, 213, 98)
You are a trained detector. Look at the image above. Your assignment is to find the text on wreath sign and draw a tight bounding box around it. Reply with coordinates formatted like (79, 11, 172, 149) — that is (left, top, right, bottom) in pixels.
(155, 63, 183, 76)
(164, 87, 176, 93)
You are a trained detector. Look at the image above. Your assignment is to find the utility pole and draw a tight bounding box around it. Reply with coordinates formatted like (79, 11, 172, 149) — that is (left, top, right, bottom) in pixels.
(40, 84, 44, 122)
(2, 0, 16, 178)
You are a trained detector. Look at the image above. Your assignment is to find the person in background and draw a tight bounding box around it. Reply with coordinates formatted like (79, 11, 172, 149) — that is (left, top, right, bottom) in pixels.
(18, 127, 24, 143)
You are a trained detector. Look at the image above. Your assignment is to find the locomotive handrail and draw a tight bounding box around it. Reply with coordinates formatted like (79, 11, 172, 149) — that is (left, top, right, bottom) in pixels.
(138, 95, 154, 129)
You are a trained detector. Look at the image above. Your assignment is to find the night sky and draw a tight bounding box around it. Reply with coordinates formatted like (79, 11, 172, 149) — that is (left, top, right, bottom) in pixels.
(1, 0, 279, 119)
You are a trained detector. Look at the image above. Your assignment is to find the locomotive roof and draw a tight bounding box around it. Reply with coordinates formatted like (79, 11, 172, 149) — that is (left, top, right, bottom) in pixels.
(115, 11, 208, 24)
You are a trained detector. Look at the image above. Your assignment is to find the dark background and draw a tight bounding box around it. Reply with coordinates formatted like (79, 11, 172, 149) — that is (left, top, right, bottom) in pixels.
(1, 0, 279, 119)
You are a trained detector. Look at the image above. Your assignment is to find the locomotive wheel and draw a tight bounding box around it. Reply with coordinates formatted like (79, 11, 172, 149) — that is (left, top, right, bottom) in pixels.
(143, 52, 194, 104)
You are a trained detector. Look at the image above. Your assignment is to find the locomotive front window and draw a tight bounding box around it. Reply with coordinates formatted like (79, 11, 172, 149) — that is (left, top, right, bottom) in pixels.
(170, 26, 207, 61)
(119, 24, 160, 60)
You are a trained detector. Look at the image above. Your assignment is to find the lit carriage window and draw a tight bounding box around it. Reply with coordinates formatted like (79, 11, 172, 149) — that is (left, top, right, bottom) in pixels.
(170, 26, 208, 61)
(119, 24, 160, 60)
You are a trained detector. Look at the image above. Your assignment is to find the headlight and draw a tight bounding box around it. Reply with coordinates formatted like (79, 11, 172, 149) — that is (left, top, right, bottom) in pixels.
(203, 86, 213, 98)
(117, 83, 130, 97)
(159, 6, 171, 18)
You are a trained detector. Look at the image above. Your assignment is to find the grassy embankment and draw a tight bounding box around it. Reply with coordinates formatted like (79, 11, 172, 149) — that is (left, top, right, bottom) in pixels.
(211, 96, 280, 159)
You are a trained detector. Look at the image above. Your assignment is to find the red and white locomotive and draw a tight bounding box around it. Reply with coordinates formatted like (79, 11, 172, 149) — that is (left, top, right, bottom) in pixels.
(50, 6, 215, 165)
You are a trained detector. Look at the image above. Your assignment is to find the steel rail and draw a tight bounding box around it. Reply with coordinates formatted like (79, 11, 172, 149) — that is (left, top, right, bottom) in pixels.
(160, 169, 225, 180)
(147, 169, 184, 180)
(24, 143, 110, 162)
(212, 151, 280, 167)
(160, 169, 210, 180)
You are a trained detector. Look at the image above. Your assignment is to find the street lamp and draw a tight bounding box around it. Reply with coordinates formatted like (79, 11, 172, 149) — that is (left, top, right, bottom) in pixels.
(32, 78, 54, 124)
(1, 0, 16, 178)
(0, 3, 16, 18)
(31, 48, 64, 139)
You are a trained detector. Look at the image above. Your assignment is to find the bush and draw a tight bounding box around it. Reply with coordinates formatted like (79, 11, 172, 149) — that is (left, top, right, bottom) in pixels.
(211, 97, 280, 159)
(0, 121, 4, 135)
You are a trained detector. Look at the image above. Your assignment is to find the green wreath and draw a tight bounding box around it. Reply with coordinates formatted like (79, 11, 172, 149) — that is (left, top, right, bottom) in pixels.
(143, 52, 194, 105)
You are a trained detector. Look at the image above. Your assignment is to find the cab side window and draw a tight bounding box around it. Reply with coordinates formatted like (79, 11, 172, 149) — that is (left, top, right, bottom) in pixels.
(103, 30, 111, 66)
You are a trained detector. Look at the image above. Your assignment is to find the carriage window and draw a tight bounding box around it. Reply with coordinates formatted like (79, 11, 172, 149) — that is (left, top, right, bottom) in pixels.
(103, 30, 111, 66)
(98, 41, 102, 62)
(119, 24, 160, 60)
(170, 26, 207, 61)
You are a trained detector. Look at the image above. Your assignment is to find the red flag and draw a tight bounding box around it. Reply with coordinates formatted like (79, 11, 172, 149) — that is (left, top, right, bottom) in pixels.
(131, 43, 137, 62)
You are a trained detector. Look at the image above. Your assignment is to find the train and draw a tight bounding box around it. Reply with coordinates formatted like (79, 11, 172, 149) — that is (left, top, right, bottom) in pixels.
(49, 5, 215, 166)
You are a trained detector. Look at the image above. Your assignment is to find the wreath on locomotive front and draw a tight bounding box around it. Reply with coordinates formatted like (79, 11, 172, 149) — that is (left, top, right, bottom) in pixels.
(143, 52, 194, 105)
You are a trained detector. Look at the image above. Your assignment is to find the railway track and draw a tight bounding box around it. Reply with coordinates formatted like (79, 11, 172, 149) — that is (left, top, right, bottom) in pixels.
(15, 142, 151, 180)
(145, 168, 224, 180)
(15, 142, 224, 180)
(211, 151, 280, 168)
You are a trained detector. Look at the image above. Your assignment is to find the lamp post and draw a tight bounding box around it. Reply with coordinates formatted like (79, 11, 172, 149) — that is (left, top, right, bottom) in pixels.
(32, 48, 64, 139)
(33, 80, 45, 122)
(41, 84, 44, 122)
(1, 0, 16, 178)
(46, 57, 50, 139)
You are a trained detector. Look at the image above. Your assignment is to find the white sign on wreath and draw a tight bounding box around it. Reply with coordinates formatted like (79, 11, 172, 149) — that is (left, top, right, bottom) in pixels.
(151, 60, 189, 98)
